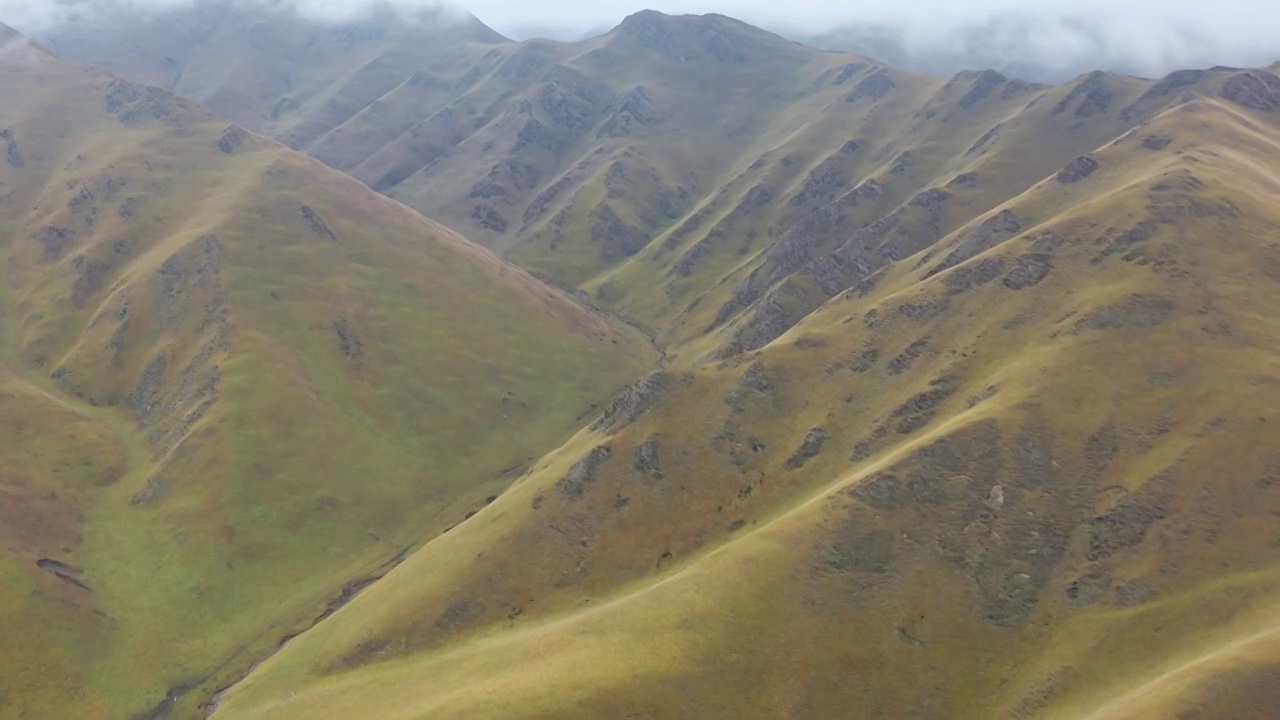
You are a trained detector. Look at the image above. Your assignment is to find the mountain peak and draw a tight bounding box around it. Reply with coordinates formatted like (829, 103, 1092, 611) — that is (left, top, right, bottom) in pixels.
(612, 9, 802, 64)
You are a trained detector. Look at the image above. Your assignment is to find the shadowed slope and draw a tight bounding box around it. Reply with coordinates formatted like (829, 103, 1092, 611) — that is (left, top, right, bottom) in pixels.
(0, 34, 652, 720)
(212, 90, 1280, 719)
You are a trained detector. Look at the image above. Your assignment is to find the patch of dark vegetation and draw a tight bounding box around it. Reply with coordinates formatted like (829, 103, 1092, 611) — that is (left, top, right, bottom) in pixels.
(332, 314, 364, 364)
(556, 445, 613, 498)
(887, 338, 929, 375)
(823, 528, 894, 573)
(119, 197, 140, 218)
(469, 182, 507, 200)
(846, 68, 896, 103)
(849, 473, 902, 510)
(1092, 221, 1158, 265)
(1075, 294, 1176, 332)
(948, 172, 979, 187)
(300, 205, 338, 242)
(1219, 71, 1280, 111)
(944, 257, 1006, 293)
(127, 354, 169, 423)
(1008, 668, 1076, 720)
(896, 296, 951, 322)
(1088, 491, 1169, 561)
(1003, 253, 1054, 290)
(1056, 155, 1099, 183)
(36, 225, 75, 262)
(633, 437, 662, 479)
(900, 418, 1076, 626)
(738, 361, 774, 393)
(967, 385, 999, 408)
(599, 86, 663, 138)
(1064, 568, 1111, 608)
(471, 203, 509, 232)
(1113, 579, 1159, 606)
(436, 599, 485, 629)
(958, 69, 1007, 109)
(515, 118, 562, 152)
(104, 79, 185, 127)
(590, 203, 649, 259)
(72, 238, 136, 307)
(217, 126, 244, 154)
(790, 158, 848, 207)
(889, 378, 958, 435)
(1083, 421, 1120, 481)
(1054, 72, 1113, 116)
(1141, 134, 1173, 151)
(1, 127, 22, 167)
(924, 210, 1021, 279)
(591, 372, 670, 432)
(786, 428, 829, 470)
(36, 558, 92, 591)
(833, 62, 868, 84)
(850, 347, 879, 373)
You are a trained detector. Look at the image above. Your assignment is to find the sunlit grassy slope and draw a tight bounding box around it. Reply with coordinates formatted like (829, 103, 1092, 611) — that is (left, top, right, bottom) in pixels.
(213, 89, 1280, 719)
(14, 9, 1280, 719)
(0, 33, 652, 719)
(48, 8, 1280, 370)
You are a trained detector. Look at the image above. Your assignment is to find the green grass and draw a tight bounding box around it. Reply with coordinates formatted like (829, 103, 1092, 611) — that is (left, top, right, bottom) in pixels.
(0, 53, 653, 718)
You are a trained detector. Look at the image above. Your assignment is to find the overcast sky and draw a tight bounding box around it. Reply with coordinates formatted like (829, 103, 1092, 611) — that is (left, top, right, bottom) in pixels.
(0, 0, 1276, 79)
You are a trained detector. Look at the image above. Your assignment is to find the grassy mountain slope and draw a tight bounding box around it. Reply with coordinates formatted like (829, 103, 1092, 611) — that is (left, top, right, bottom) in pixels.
(0, 34, 651, 719)
(208, 83, 1280, 719)
(40, 0, 506, 144)
(46, 9, 1280, 368)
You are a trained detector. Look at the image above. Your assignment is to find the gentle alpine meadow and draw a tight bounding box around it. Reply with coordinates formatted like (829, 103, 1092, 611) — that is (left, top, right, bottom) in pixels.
(3, 3, 1280, 718)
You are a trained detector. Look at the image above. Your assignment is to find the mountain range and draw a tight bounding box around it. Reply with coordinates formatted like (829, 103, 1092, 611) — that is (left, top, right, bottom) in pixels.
(3, 3, 1280, 719)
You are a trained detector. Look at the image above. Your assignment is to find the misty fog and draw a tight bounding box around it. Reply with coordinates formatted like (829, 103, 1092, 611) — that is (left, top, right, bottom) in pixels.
(2, 0, 1276, 82)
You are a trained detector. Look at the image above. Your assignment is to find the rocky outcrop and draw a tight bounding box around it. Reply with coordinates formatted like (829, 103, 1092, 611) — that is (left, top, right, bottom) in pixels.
(1219, 71, 1280, 111)
(2, 127, 22, 167)
(846, 68, 896, 103)
(1053, 71, 1114, 117)
(599, 86, 663, 138)
(1056, 155, 1099, 184)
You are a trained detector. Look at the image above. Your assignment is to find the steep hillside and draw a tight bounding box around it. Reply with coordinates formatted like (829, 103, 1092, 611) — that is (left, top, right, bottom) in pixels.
(0, 32, 652, 720)
(44, 8, 1280, 369)
(212, 87, 1280, 720)
(40, 0, 506, 143)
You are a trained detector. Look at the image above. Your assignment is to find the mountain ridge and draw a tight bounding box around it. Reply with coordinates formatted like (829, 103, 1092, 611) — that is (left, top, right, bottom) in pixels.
(0, 23, 653, 718)
(3, 8, 1280, 720)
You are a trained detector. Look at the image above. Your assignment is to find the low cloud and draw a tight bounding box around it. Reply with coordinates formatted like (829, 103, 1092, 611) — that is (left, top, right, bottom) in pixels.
(1, 0, 1277, 80)
(0, 0, 468, 32)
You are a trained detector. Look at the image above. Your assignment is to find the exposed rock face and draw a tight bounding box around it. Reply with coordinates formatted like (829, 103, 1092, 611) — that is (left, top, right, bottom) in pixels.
(1, 127, 23, 167)
(786, 428, 829, 469)
(846, 68, 896, 103)
(616, 10, 750, 63)
(556, 445, 614, 498)
(300, 205, 338, 242)
(217, 126, 245, 154)
(958, 69, 1008, 109)
(924, 210, 1022, 278)
(589, 204, 649, 258)
(599, 86, 663, 138)
(1056, 155, 1099, 184)
(1053, 72, 1114, 116)
(591, 372, 670, 432)
(1219, 71, 1280, 111)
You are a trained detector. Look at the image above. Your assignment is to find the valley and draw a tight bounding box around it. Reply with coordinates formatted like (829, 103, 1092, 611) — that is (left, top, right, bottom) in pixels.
(1, 4, 1279, 719)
